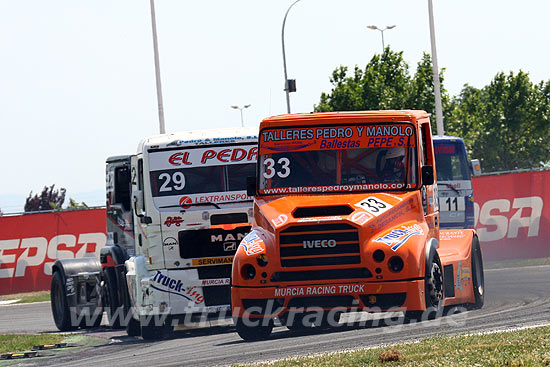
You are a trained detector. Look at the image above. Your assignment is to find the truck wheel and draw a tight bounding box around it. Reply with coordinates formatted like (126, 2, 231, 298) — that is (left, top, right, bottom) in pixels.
(470, 236, 484, 309)
(235, 318, 273, 341)
(405, 252, 444, 321)
(104, 268, 123, 329)
(51, 271, 76, 331)
(140, 319, 171, 340)
(126, 316, 141, 337)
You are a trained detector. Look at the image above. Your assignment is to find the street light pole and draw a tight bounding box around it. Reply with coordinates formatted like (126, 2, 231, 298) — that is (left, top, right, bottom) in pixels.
(150, 0, 166, 134)
(367, 24, 396, 53)
(282, 0, 301, 114)
(231, 104, 251, 127)
(427, 0, 444, 136)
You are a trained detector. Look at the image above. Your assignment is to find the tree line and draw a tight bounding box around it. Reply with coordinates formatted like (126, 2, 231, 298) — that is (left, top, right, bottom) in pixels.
(314, 47, 550, 173)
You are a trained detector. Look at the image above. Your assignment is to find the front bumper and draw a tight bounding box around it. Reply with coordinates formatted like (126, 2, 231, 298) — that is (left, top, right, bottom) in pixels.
(232, 279, 426, 319)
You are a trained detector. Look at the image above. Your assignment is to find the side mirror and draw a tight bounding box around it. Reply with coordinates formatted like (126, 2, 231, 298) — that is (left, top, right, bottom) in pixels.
(421, 165, 434, 186)
(246, 176, 257, 197)
(132, 189, 145, 216)
(471, 159, 482, 177)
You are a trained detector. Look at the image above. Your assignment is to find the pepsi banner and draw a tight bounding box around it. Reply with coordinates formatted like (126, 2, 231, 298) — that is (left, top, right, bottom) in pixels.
(473, 170, 550, 261)
(0, 209, 106, 295)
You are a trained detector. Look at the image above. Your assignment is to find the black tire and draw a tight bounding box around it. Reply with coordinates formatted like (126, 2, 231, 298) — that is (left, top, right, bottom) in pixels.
(235, 318, 273, 341)
(470, 235, 485, 309)
(140, 318, 171, 340)
(51, 271, 76, 331)
(104, 268, 123, 329)
(405, 252, 444, 321)
(126, 316, 141, 337)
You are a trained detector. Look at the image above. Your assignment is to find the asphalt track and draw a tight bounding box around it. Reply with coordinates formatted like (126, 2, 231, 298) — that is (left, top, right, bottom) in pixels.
(1, 265, 549, 367)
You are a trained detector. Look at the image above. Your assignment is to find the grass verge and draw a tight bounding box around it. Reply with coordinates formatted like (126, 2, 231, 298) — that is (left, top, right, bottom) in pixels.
(0, 291, 50, 304)
(236, 326, 550, 367)
(484, 257, 550, 270)
(0, 334, 65, 354)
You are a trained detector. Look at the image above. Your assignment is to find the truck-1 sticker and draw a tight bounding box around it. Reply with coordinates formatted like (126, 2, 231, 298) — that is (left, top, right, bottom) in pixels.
(164, 216, 183, 227)
(271, 214, 288, 227)
(240, 232, 265, 256)
(374, 224, 424, 251)
(351, 211, 372, 225)
(355, 197, 393, 216)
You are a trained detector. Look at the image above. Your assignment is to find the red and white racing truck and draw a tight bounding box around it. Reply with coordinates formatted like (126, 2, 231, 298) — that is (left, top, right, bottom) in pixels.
(50, 128, 257, 339)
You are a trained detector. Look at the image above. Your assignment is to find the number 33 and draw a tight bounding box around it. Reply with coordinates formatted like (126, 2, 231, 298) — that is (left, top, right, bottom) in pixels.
(263, 157, 291, 179)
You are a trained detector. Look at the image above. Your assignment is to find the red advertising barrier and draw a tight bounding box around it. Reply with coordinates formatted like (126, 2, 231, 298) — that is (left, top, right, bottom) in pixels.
(0, 209, 106, 296)
(473, 170, 550, 261)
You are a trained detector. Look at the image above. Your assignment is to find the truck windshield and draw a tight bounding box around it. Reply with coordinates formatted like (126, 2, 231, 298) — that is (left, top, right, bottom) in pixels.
(258, 123, 418, 195)
(434, 140, 471, 181)
(148, 144, 257, 209)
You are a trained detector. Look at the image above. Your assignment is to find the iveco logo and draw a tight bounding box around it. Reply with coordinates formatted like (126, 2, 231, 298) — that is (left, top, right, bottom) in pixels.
(303, 239, 337, 248)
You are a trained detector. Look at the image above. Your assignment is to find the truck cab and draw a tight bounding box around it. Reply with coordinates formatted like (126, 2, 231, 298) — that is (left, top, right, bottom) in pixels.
(51, 128, 258, 339)
(231, 111, 484, 341)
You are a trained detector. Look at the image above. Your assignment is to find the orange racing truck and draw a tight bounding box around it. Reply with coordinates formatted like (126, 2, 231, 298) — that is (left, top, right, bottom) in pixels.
(231, 110, 484, 341)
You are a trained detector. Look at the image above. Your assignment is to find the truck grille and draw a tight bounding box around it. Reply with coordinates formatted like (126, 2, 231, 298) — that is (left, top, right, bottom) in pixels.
(279, 223, 361, 267)
(178, 225, 251, 259)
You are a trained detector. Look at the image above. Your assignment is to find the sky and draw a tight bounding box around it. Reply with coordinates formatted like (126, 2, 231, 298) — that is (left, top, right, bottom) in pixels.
(1, 0, 549, 213)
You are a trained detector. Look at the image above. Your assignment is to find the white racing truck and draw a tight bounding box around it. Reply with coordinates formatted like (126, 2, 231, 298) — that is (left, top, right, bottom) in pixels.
(50, 128, 257, 339)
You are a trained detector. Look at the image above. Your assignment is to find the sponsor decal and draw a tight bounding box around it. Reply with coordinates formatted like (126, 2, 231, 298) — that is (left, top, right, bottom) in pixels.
(355, 196, 393, 216)
(274, 284, 365, 297)
(201, 278, 231, 286)
(351, 211, 371, 225)
(179, 196, 192, 209)
(271, 214, 288, 227)
(150, 270, 203, 304)
(374, 224, 424, 251)
(164, 216, 183, 227)
(192, 257, 233, 266)
(455, 261, 471, 292)
(302, 239, 337, 249)
(163, 237, 177, 248)
(439, 230, 467, 241)
(260, 123, 416, 154)
(240, 232, 265, 256)
(151, 145, 257, 169)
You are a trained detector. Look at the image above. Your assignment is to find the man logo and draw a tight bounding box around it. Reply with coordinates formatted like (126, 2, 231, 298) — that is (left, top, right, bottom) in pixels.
(223, 242, 237, 252)
(302, 239, 337, 249)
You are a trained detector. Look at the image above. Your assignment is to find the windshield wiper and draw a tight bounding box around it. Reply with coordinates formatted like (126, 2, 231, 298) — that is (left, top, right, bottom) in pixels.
(438, 182, 461, 195)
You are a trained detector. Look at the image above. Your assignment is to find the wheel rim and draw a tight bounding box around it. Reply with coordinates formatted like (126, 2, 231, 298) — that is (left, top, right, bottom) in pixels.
(427, 261, 443, 306)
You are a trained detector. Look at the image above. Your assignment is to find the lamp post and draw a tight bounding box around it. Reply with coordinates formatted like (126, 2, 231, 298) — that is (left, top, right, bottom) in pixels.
(231, 104, 251, 127)
(366, 24, 396, 53)
(282, 0, 301, 114)
(427, 0, 444, 135)
(150, 0, 165, 134)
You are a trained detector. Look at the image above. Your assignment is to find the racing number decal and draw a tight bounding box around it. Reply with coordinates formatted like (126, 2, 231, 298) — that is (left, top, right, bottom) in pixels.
(440, 197, 465, 212)
(158, 171, 186, 192)
(263, 157, 291, 179)
(355, 197, 392, 216)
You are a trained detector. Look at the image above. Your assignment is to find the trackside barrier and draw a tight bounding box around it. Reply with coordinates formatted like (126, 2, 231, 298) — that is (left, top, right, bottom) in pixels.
(473, 170, 550, 261)
(0, 208, 106, 296)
